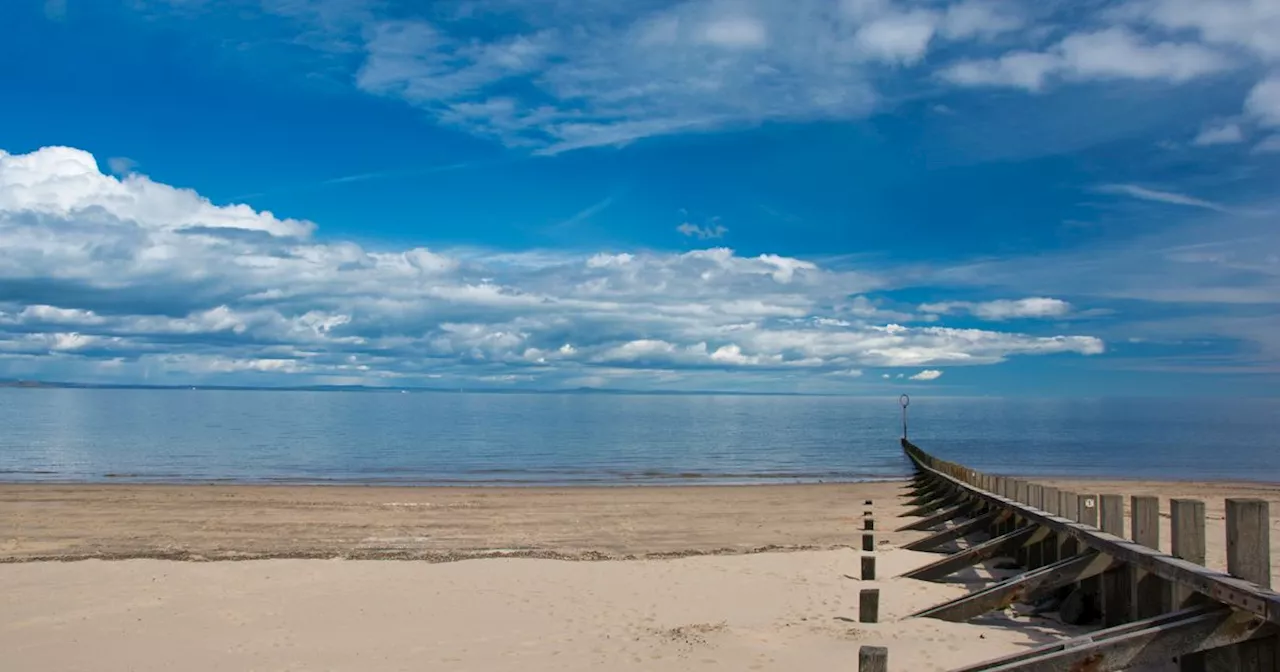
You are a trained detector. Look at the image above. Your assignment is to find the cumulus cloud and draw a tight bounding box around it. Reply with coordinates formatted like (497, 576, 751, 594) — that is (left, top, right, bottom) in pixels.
(0, 146, 1107, 387)
(909, 369, 943, 380)
(919, 298, 1072, 321)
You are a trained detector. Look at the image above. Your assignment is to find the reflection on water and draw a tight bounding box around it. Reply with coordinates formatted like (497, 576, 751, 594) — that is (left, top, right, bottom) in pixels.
(0, 390, 1276, 484)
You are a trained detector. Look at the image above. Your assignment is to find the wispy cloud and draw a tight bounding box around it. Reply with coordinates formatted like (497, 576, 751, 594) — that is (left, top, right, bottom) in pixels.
(909, 369, 944, 381)
(919, 298, 1072, 321)
(43, 0, 66, 21)
(940, 27, 1232, 92)
(1254, 135, 1280, 153)
(1192, 122, 1244, 146)
(677, 221, 728, 240)
(1095, 184, 1232, 213)
(107, 157, 138, 176)
(229, 160, 488, 200)
(557, 196, 615, 228)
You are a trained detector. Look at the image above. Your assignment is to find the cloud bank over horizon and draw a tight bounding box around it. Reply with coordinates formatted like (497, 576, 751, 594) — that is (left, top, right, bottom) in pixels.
(0, 146, 1105, 390)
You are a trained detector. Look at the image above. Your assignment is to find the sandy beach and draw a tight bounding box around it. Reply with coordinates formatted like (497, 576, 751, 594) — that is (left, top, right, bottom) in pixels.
(2, 479, 1278, 671)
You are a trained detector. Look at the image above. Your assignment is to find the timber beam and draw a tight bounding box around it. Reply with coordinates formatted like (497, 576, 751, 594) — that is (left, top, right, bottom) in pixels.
(952, 605, 1277, 672)
(903, 525, 1047, 582)
(898, 501, 980, 532)
(911, 551, 1119, 622)
(903, 509, 1007, 552)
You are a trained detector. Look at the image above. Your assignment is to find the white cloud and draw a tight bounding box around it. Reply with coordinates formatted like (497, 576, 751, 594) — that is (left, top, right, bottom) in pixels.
(1122, 0, 1280, 62)
(0, 147, 314, 237)
(919, 298, 1072, 321)
(941, 28, 1232, 91)
(854, 10, 939, 65)
(700, 16, 768, 49)
(1253, 135, 1280, 153)
(677, 221, 728, 240)
(940, 0, 1024, 40)
(106, 157, 138, 176)
(0, 146, 1108, 387)
(909, 369, 943, 380)
(1095, 184, 1232, 212)
(1192, 122, 1244, 146)
(1245, 75, 1280, 127)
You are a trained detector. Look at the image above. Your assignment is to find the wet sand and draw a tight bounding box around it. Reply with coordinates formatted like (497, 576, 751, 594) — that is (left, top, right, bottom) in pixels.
(0, 481, 912, 561)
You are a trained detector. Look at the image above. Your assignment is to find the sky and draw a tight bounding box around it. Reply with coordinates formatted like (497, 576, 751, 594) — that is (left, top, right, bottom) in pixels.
(0, 0, 1277, 396)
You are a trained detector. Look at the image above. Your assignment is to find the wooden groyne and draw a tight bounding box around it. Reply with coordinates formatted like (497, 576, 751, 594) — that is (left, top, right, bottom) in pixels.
(890, 438, 1278, 672)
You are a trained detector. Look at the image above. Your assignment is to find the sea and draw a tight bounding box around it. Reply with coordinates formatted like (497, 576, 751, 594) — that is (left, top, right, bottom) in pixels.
(0, 389, 1276, 485)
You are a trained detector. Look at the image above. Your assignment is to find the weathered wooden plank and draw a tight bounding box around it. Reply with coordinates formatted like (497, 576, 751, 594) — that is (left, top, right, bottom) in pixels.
(896, 501, 976, 532)
(1100, 493, 1132, 628)
(911, 551, 1118, 622)
(1075, 493, 1102, 612)
(902, 525, 1045, 582)
(1172, 499, 1211, 672)
(1172, 499, 1208, 609)
(1042, 486, 1061, 566)
(902, 509, 1004, 552)
(1133, 495, 1170, 620)
(951, 606, 1276, 672)
(1059, 491, 1078, 558)
(862, 555, 876, 580)
(1027, 484, 1045, 568)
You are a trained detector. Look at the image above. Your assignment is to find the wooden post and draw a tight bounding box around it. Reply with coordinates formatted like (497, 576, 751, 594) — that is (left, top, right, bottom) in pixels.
(1061, 492, 1080, 557)
(859, 645, 888, 672)
(862, 555, 876, 580)
(1043, 486, 1060, 565)
(1225, 499, 1271, 590)
(1099, 494, 1132, 627)
(864, 500, 873, 506)
(864, 518, 875, 531)
(1131, 495, 1168, 620)
(1028, 484, 1044, 568)
(1077, 494, 1101, 612)
(863, 533, 874, 552)
(859, 589, 880, 623)
(1202, 499, 1275, 671)
(1169, 499, 1207, 609)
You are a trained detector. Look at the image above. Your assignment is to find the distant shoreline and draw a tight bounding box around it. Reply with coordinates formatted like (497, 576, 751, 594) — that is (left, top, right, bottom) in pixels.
(0, 379, 840, 396)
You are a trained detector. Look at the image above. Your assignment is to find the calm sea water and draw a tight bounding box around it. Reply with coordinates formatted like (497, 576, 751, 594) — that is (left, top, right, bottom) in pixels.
(0, 390, 1276, 485)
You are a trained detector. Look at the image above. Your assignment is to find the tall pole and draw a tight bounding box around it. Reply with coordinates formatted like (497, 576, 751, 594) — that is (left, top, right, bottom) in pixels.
(899, 394, 910, 440)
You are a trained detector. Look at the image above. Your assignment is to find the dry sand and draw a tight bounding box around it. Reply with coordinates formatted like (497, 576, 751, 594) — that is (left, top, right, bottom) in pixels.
(2, 479, 1278, 671)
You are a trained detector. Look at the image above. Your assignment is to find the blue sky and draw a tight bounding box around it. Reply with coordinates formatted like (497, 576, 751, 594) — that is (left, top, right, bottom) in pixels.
(1, 0, 1278, 395)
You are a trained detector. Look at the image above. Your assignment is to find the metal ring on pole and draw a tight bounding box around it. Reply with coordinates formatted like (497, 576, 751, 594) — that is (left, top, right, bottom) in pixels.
(899, 394, 910, 439)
